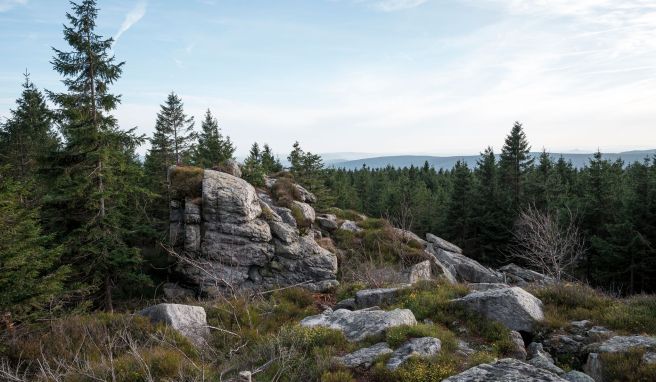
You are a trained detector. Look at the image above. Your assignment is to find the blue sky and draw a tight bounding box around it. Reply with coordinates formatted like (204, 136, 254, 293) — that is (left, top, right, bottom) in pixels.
(1, 0, 655, 157)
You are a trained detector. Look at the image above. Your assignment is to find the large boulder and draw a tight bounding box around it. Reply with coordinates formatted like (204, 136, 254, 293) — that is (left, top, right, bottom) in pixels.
(139, 303, 209, 346)
(386, 337, 442, 370)
(404, 260, 432, 284)
(452, 287, 545, 333)
(291, 200, 316, 223)
(334, 342, 393, 369)
(426, 233, 462, 253)
(392, 228, 427, 247)
(354, 286, 410, 309)
(300, 308, 417, 342)
(443, 358, 568, 382)
(584, 335, 656, 381)
(500, 263, 554, 285)
(170, 168, 338, 295)
(426, 241, 503, 283)
(316, 214, 338, 232)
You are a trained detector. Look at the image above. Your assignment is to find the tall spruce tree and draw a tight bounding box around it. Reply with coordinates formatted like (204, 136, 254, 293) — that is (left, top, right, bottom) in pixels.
(192, 109, 234, 168)
(242, 142, 264, 186)
(499, 121, 534, 210)
(0, 72, 58, 183)
(261, 144, 283, 174)
(46, 0, 148, 311)
(444, 160, 474, 251)
(154, 92, 196, 165)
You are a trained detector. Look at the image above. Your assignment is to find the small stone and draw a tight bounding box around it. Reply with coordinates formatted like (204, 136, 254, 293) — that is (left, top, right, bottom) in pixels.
(386, 337, 442, 370)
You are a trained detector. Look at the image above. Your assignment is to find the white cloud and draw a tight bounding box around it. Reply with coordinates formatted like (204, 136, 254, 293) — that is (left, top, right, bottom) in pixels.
(350, 0, 428, 12)
(113, 0, 147, 45)
(0, 0, 26, 12)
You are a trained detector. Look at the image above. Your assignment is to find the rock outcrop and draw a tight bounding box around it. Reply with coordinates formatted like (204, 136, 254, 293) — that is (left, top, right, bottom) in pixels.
(500, 263, 555, 285)
(386, 337, 442, 370)
(334, 342, 393, 369)
(443, 358, 568, 382)
(354, 286, 410, 309)
(425, 234, 503, 283)
(584, 335, 656, 381)
(300, 307, 417, 342)
(452, 287, 545, 333)
(169, 167, 338, 295)
(139, 303, 209, 346)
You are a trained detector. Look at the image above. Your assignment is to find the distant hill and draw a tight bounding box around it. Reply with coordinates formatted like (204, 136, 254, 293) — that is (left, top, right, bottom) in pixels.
(327, 150, 656, 170)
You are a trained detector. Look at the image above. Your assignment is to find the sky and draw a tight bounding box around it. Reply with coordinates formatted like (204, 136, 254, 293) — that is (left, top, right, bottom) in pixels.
(1, 0, 655, 157)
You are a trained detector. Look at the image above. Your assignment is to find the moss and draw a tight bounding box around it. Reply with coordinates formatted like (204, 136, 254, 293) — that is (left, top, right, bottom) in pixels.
(169, 166, 203, 199)
(371, 353, 459, 382)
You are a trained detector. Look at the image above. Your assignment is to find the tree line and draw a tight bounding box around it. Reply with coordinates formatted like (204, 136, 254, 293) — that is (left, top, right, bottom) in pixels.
(0, 0, 654, 326)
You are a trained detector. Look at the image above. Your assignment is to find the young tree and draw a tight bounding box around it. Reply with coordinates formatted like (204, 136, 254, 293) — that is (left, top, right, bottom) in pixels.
(242, 142, 265, 186)
(0, 168, 69, 322)
(192, 109, 234, 168)
(154, 92, 196, 165)
(261, 143, 282, 174)
(499, 121, 534, 210)
(46, 0, 148, 311)
(0, 72, 58, 182)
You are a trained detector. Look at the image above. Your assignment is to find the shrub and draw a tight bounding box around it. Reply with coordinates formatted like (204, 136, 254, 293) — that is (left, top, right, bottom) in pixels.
(335, 281, 367, 301)
(386, 324, 457, 351)
(321, 370, 356, 382)
(169, 166, 203, 199)
(272, 177, 301, 208)
(601, 348, 656, 382)
(371, 354, 459, 382)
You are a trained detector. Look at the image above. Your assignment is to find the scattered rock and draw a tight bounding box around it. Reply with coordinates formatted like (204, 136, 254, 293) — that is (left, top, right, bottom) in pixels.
(453, 287, 545, 333)
(584, 335, 656, 381)
(355, 286, 410, 309)
(334, 298, 357, 310)
(426, 244, 503, 283)
(300, 308, 417, 342)
(562, 370, 595, 382)
(216, 159, 242, 178)
(316, 214, 338, 232)
(403, 260, 432, 284)
(334, 342, 393, 369)
(457, 340, 476, 357)
(139, 303, 208, 346)
(425, 233, 462, 253)
(294, 184, 317, 204)
(443, 358, 568, 382)
(391, 227, 427, 247)
(340, 220, 362, 233)
(509, 330, 528, 360)
(527, 342, 564, 375)
(291, 200, 316, 223)
(386, 337, 442, 370)
(468, 282, 511, 291)
(499, 263, 554, 285)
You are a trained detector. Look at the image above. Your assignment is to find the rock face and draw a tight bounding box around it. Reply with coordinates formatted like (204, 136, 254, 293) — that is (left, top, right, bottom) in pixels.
(300, 308, 417, 342)
(354, 286, 410, 309)
(139, 303, 209, 346)
(584, 335, 656, 382)
(443, 358, 568, 382)
(509, 330, 528, 360)
(453, 287, 545, 333)
(170, 168, 338, 295)
(563, 371, 595, 382)
(527, 342, 564, 375)
(386, 337, 442, 370)
(340, 220, 362, 233)
(425, 234, 503, 283)
(500, 263, 554, 285)
(334, 342, 393, 369)
(404, 260, 432, 284)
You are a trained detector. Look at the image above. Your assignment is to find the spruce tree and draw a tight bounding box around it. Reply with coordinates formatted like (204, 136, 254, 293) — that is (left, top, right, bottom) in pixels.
(444, 160, 474, 250)
(0, 167, 69, 322)
(0, 72, 58, 183)
(154, 92, 196, 165)
(46, 0, 148, 311)
(193, 109, 234, 168)
(499, 121, 534, 210)
(261, 144, 282, 174)
(242, 142, 264, 186)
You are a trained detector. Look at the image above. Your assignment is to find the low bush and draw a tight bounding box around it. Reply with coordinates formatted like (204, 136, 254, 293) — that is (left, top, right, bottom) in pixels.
(272, 177, 301, 208)
(600, 348, 656, 382)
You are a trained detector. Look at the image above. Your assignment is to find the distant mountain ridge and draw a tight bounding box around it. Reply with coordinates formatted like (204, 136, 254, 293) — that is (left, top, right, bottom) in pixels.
(326, 150, 656, 170)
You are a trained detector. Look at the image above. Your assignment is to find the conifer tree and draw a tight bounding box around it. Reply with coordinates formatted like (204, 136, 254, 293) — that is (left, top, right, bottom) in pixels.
(242, 142, 264, 186)
(499, 121, 534, 210)
(154, 92, 196, 165)
(193, 109, 234, 168)
(0, 72, 58, 183)
(46, 0, 148, 311)
(261, 143, 283, 174)
(444, 160, 474, 250)
(0, 168, 69, 322)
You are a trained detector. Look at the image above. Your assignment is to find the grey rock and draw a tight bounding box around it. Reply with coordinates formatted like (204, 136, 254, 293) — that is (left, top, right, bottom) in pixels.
(457, 340, 476, 356)
(509, 331, 528, 360)
(425, 233, 463, 253)
(469, 282, 511, 291)
(334, 342, 393, 369)
(563, 371, 594, 382)
(391, 227, 427, 246)
(269, 220, 299, 244)
(426, 245, 503, 283)
(205, 220, 272, 242)
(294, 184, 317, 204)
(162, 283, 195, 300)
(386, 337, 442, 370)
(355, 286, 410, 308)
(500, 263, 554, 285)
(139, 304, 209, 346)
(219, 159, 242, 178)
(203, 170, 262, 224)
(291, 201, 315, 223)
(453, 287, 545, 333)
(316, 214, 338, 232)
(334, 298, 357, 310)
(443, 358, 568, 382)
(544, 334, 583, 356)
(583, 336, 656, 382)
(527, 341, 565, 375)
(300, 308, 417, 342)
(340, 220, 362, 233)
(404, 260, 432, 284)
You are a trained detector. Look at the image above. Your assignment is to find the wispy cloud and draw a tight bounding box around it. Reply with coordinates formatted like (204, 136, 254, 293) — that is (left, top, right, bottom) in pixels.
(113, 0, 147, 45)
(0, 0, 27, 12)
(352, 0, 428, 12)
